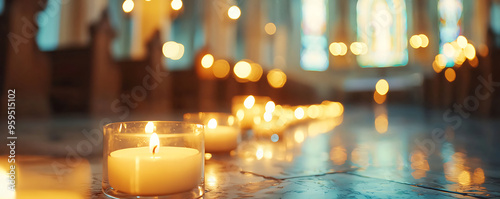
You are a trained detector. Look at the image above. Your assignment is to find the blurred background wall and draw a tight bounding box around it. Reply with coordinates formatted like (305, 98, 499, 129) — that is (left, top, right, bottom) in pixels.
(0, 0, 499, 121)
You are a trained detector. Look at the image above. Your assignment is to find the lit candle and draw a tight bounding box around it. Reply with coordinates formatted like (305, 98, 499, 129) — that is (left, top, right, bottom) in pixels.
(106, 122, 203, 196)
(204, 118, 239, 152)
(184, 113, 241, 153)
(232, 95, 270, 129)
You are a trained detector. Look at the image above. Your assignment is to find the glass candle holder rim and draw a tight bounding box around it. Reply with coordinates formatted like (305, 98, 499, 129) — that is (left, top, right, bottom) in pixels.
(103, 121, 204, 134)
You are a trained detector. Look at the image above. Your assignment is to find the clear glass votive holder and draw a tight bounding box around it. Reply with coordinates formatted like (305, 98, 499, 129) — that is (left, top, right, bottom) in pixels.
(183, 112, 240, 153)
(102, 121, 205, 198)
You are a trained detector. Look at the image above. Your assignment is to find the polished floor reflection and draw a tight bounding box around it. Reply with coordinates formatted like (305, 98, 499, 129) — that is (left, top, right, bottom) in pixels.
(5, 104, 500, 198)
(200, 104, 499, 198)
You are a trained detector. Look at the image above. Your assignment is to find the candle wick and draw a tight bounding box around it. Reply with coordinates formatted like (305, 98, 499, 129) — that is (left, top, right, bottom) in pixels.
(152, 145, 157, 155)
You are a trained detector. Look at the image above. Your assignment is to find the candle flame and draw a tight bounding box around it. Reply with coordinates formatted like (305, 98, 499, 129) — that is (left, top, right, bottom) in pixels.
(244, 95, 255, 109)
(207, 118, 217, 129)
(145, 122, 154, 134)
(150, 133, 160, 155)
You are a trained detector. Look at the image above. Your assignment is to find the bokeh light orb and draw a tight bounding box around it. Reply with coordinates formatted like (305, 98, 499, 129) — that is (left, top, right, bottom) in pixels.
(201, 54, 214, 69)
(234, 61, 252, 79)
(122, 0, 134, 13)
(267, 69, 287, 88)
(228, 6, 241, 20)
(265, 23, 276, 35)
(375, 79, 389, 96)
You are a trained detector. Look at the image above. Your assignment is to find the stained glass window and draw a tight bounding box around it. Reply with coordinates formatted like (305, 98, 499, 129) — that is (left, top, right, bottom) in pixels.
(438, 0, 463, 67)
(356, 0, 408, 68)
(300, 0, 329, 71)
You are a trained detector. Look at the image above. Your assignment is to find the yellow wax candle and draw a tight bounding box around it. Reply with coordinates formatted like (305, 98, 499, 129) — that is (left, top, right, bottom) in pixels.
(205, 126, 239, 152)
(108, 147, 202, 196)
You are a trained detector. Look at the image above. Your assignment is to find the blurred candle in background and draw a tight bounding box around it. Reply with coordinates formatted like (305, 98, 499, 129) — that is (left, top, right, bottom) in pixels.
(232, 95, 271, 129)
(184, 112, 241, 153)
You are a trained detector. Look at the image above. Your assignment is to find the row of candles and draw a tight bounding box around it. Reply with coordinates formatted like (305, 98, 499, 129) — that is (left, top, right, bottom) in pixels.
(103, 95, 344, 197)
(1, 95, 344, 198)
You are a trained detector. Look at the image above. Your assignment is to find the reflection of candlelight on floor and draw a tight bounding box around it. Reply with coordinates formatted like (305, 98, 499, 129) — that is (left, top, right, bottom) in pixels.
(351, 146, 370, 168)
(443, 152, 486, 186)
(410, 150, 429, 179)
(458, 170, 471, 185)
(1, 156, 90, 199)
(473, 168, 485, 184)
(330, 146, 347, 165)
(374, 105, 388, 134)
(294, 130, 305, 143)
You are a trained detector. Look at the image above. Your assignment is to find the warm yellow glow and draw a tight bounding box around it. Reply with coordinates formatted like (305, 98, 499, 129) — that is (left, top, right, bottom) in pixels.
(307, 105, 320, 119)
(375, 113, 388, 133)
(454, 50, 466, 65)
(0, 167, 15, 198)
(432, 60, 444, 73)
(264, 23, 277, 35)
(248, 63, 263, 82)
(473, 168, 485, 184)
(236, 109, 244, 121)
(328, 102, 344, 117)
(330, 146, 347, 165)
(350, 42, 368, 55)
(458, 170, 471, 185)
(212, 59, 230, 78)
(443, 43, 455, 58)
(145, 122, 154, 134)
(435, 54, 447, 70)
(456, 35, 467, 49)
(149, 133, 160, 154)
(329, 43, 341, 56)
(294, 107, 305, 120)
(374, 91, 386, 104)
(265, 101, 275, 113)
(207, 118, 217, 129)
(419, 34, 429, 48)
(410, 150, 429, 179)
(162, 41, 178, 58)
(375, 79, 389, 96)
(478, 44, 489, 57)
(256, 148, 264, 160)
(206, 174, 217, 189)
(171, 0, 182, 11)
(226, 116, 234, 126)
(253, 116, 261, 125)
(234, 61, 252, 79)
(162, 41, 184, 60)
(469, 57, 479, 68)
(205, 153, 212, 160)
(464, 43, 476, 60)
(410, 35, 422, 49)
(171, 43, 184, 60)
(294, 130, 305, 143)
(201, 54, 214, 69)
(244, 95, 255, 109)
(264, 151, 273, 159)
(227, 5, 241, 20)
(267, 69, 287, 88)
(445, 68, 456, 82)
(122, 0, 134, 13)
(329, 42, 347, 56)
(263, 112, 272, 122)
(339, 42, 348, 56)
